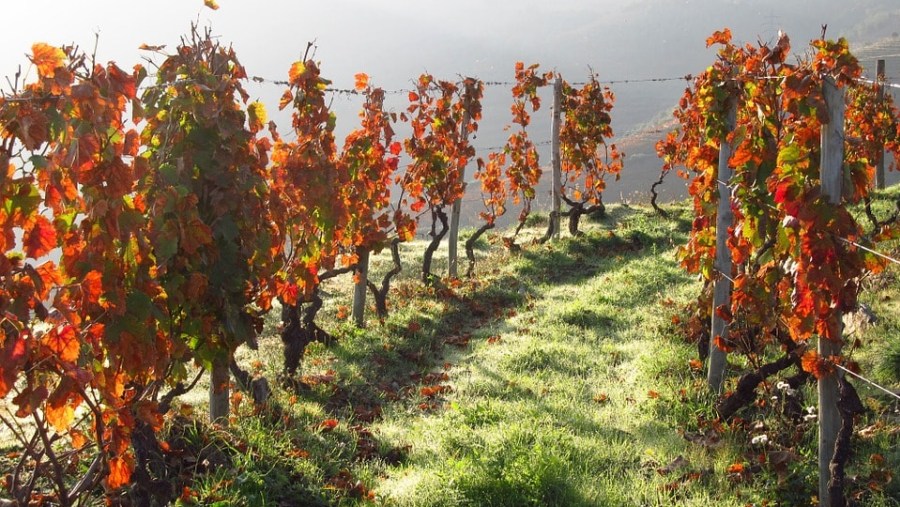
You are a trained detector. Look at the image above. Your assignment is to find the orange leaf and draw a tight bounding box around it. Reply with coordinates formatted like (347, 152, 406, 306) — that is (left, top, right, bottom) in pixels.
(288, 61, 308, 83)
(24, 215, 56, 258)
(31, 43, 66, 78)
(647, 390, 660, 399)
(714, 304, 733, 323)
(801, 350, 833, 379)
(354, 73, 369, 91)
(203, 0, 220, 10)
(70, 429, 88, 449)
(43, 325, 80, 362)
(82, 270, 103, 304)
(726, 462, 744, 474)
(318, 418, 339, 432)
(713, 334, 734, 353)
(706, 28, 732, 48)
(106, 455, 133, 489)
(688, 359, 703, 371)
(45, 396, 75, 433)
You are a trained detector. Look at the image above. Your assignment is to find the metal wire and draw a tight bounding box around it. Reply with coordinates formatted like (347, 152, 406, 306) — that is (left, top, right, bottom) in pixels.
(833, 363, 900, 402)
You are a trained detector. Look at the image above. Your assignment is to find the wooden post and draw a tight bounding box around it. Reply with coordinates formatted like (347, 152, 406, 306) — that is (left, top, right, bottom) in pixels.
(447, 101, 473, 278)
(352, 249, 369, 327)
(550, 77, 563, 241)
(209, 357, 229, 424)
(818, 76, 845, 507)
(708, 98, 737, 394)
(876, 59, 886, 190)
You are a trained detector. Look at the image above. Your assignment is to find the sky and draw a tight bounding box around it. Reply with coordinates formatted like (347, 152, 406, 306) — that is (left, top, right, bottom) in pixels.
(3, 0, 900, 205)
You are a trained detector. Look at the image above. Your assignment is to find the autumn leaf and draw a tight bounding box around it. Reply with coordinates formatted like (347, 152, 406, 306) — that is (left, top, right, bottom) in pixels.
(801, 350, 833, 379)
(714, 304, 733, 323)
(203, 0, 220, 10)
(42, 325, 80, 362)
(726, 462, 745, 474)
(288, 61, 308, 83)
(706, 28, 732, 48)
(0, 333, 27, 397)
(45, 394, 76, 433)
(70, 429, 88, 449)
(82, 270, 103, 304)
(31, 43, 66, 78)
(106, 455, 134, 489)
(647, 390, 660, 399)
(24, 215, 57, 258)
(354, 73, 369, 91)
(318, 418, 339, 432)
(186, 272, 208, 301)
(713, 334, 734, 353)
(248, 101, 267, 133)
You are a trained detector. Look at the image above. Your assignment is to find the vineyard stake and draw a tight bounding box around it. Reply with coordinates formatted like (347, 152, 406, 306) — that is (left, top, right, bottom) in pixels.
(551, 77, 563, 241)
(876, 59, 886, 190)
(818, 75, 845, 506)
(448, 95, 473, 277)
(708, 98, 737, 394)
(209, 358, 230, 423)
(352, 249, 370, 327)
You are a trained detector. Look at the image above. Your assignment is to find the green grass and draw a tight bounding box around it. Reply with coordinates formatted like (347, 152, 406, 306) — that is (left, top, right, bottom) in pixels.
(60, 195, 900, 505)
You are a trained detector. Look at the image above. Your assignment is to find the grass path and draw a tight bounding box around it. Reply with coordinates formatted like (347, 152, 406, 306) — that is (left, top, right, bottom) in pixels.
(371, 207, 755, 506)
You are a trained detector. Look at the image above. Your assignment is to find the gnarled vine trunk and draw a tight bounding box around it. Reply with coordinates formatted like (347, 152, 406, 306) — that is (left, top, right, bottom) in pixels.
(366, 238, 403, 319)
(465, 222, 495, 277)
(422, 207, 449, 284)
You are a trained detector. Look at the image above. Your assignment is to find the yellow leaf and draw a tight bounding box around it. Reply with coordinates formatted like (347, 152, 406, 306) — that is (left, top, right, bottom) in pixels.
(248, 101, 267, 133)
(203, 0, 220, 10)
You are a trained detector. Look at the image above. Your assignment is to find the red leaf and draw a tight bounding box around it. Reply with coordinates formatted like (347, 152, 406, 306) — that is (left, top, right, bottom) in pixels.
(43, 325, 80, 362)
(0, 333, 27, 397)
(714, 304, 733, 323)
(24, 215, 57, 258)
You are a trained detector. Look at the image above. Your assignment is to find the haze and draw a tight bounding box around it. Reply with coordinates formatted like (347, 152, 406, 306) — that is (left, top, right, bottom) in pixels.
(3, 0, 900, 205)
